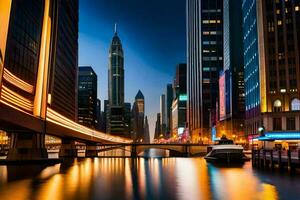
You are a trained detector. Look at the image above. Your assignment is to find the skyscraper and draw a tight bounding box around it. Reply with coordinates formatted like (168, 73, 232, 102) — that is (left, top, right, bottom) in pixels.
(154, 113, 162, 141)
(164, 84, 173, 138)
(107, 26, 125, 136)
(242, 0, 300, 141)
(0, 0, 78, 159)
(171, 63, 187, 137)
(187, 0, 224, 142)
(217, 0, 245, 140)
(160, 94, 166, 137)
(144, 116, 150, 143)
(50, 0, 78, 120)
(132, 90, 145, 142)
(78, 66, 97, 129)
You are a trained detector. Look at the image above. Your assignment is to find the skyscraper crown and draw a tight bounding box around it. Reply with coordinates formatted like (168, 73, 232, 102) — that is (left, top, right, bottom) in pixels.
(135, 90, 144, 100)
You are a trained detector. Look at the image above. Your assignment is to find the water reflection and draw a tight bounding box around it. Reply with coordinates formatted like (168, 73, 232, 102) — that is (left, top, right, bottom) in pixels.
(0, 157, 299, 200)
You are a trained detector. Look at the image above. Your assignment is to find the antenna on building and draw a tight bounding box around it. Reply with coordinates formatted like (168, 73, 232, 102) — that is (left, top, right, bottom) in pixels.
(114, 23, 117, 34)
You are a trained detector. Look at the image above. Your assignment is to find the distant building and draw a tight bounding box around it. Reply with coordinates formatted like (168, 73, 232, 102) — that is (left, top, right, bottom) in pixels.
(107, 26, 126, 136)
(164, 84, 173, 138)
(144, 116, 150, 143)
(217, 0, 245, 141)
(171, 64, 187, 137)
(160, 94, 166, 137)
(132, 90, 145, 142)
(124, 102, 132, 138)
(103, 100, 109, 132)
(78, 66, 97, 128)
(187, 0, 224, 142)
(242, 0, 300, 141)
(96, 99, 101, 130)
(154, 113, 162, 140)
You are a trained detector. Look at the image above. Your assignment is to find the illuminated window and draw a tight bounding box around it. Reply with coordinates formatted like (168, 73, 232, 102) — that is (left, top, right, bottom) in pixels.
(295, 6, 299, 11)
(291, 98, 300, 111)
(273, 100, 282, 112)
(277, 20, 282, 25)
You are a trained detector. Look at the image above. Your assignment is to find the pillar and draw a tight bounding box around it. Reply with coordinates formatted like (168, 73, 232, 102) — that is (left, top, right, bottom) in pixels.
(7, 132, 48, 160)
(86, 144, 98, 157)
(59, 139, 78, 157)
(131, 144, 137, 157)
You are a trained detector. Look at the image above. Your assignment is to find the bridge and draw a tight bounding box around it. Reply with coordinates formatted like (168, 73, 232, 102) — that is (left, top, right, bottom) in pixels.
(0, 99, 132, 161)
(92, 143, 208, 157)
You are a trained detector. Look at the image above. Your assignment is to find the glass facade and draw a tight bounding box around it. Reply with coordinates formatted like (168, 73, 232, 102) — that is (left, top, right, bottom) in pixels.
(242, 0, 261, 136)
(50, 0, 78, 120)
(187, 0, 223, 141)
(78, 66, 97, 129)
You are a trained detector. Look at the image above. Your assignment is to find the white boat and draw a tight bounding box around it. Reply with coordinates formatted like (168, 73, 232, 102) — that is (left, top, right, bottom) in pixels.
(205, 137, 250, 163)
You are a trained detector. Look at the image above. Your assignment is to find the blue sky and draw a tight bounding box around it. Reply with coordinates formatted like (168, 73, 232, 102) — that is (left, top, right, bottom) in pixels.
(79, 0, 186, 138)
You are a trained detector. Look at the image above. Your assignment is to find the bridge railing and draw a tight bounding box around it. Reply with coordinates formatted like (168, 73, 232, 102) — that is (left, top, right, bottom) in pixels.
(46, 108, 132, 144)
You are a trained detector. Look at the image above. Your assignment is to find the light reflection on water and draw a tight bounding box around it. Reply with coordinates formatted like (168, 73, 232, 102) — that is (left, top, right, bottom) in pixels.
(0, 156, 299, 200)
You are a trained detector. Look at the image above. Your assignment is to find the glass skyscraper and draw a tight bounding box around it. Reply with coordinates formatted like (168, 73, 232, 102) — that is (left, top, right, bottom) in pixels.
(107, 27, 126, 136)
(187, 0, 223, 142)
(78, 66, 97, 129)
(243, 0, 300, 140)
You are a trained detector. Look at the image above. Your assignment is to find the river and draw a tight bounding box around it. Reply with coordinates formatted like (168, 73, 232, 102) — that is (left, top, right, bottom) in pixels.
(0, 150, 299, 200)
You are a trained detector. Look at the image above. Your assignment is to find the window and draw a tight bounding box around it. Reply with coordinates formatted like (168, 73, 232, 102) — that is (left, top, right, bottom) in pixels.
(273, 118, 282, 130)
(287, 117, 296, 130)
(291, 98, 300, 111)
(273, 100, 282, 112)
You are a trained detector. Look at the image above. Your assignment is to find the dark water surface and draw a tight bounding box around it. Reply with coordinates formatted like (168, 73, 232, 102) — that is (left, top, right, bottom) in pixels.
(0, 155, 300, 200)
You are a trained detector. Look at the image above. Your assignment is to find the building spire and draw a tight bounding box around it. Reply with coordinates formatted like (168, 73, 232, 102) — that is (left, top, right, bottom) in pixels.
(114, 23, 117, 34)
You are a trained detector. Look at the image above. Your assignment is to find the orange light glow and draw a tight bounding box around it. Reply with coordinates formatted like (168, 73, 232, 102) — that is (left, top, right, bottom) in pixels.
(47, 108, 132, 143)
(0, 85, 33, 112)
(34, 0, 51, 119)
(0, 0, 12, 88)
(3, 68, 34, 94)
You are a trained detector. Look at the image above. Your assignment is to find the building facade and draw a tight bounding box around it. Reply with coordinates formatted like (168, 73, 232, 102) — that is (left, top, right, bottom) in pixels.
(187, 0, 224, 142)
(171, 64, 187, 137)
(217, 0, 245, 141)
(78, 66, 97, 129)
(242, 0, 300, 141)
(132, 90, 145, 142)
(160, 94, 166, 137)
(0, 0, 78, 159)
(164, 84, 173, 138)
(107, 27, 126, 136)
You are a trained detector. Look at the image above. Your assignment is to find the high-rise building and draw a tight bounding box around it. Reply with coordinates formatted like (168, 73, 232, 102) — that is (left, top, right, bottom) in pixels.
(154, 113, 162, 141)
(242, 0, 300, 141)
(96, 99, 101, 130)
(164, 84, 173, 138)
(171, 64, 187, 137)
(103, 100, 109, 132)
(144, 116, 150, 143)
(49, 0, 79, 120)
(78, 66, 97, 128)
(124, 102, 132, 138)
(107, 26, 125, 136)
(0, 0, 78, 159)
(187, 0, 224, 142)
(132, 90, 145, 142)
(217, 0, 245, 140)
(160, 94, 166, 137)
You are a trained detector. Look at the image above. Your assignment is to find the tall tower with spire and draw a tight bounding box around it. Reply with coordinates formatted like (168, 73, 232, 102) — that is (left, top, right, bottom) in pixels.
(107, 25, 126, 136)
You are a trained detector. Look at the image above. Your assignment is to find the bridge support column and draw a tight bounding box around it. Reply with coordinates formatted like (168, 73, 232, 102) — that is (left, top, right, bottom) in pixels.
(7, 132, 48, 160)
(184, 145, 191, 157)
(86, 145, 98, 157)
(59, 139, 78, 157)
(131, 144, 137, 157)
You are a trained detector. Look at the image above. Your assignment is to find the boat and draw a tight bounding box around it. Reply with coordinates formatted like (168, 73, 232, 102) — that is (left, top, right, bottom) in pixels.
(204, 136, 250, 163)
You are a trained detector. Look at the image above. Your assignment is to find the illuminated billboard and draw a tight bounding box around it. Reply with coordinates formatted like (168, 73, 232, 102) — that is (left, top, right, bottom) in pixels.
(219, 72, 226, 120)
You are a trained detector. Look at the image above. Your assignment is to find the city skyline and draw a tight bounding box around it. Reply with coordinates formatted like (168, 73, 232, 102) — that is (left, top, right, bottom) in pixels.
(79, 0, 186, 137)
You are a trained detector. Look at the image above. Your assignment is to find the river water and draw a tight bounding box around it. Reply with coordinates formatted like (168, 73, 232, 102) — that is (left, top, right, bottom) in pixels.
(0, 151, 300, 200)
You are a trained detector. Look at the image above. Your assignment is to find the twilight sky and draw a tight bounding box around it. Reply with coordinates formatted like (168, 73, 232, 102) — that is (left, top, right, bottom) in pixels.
(79, 0, 186, 138)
